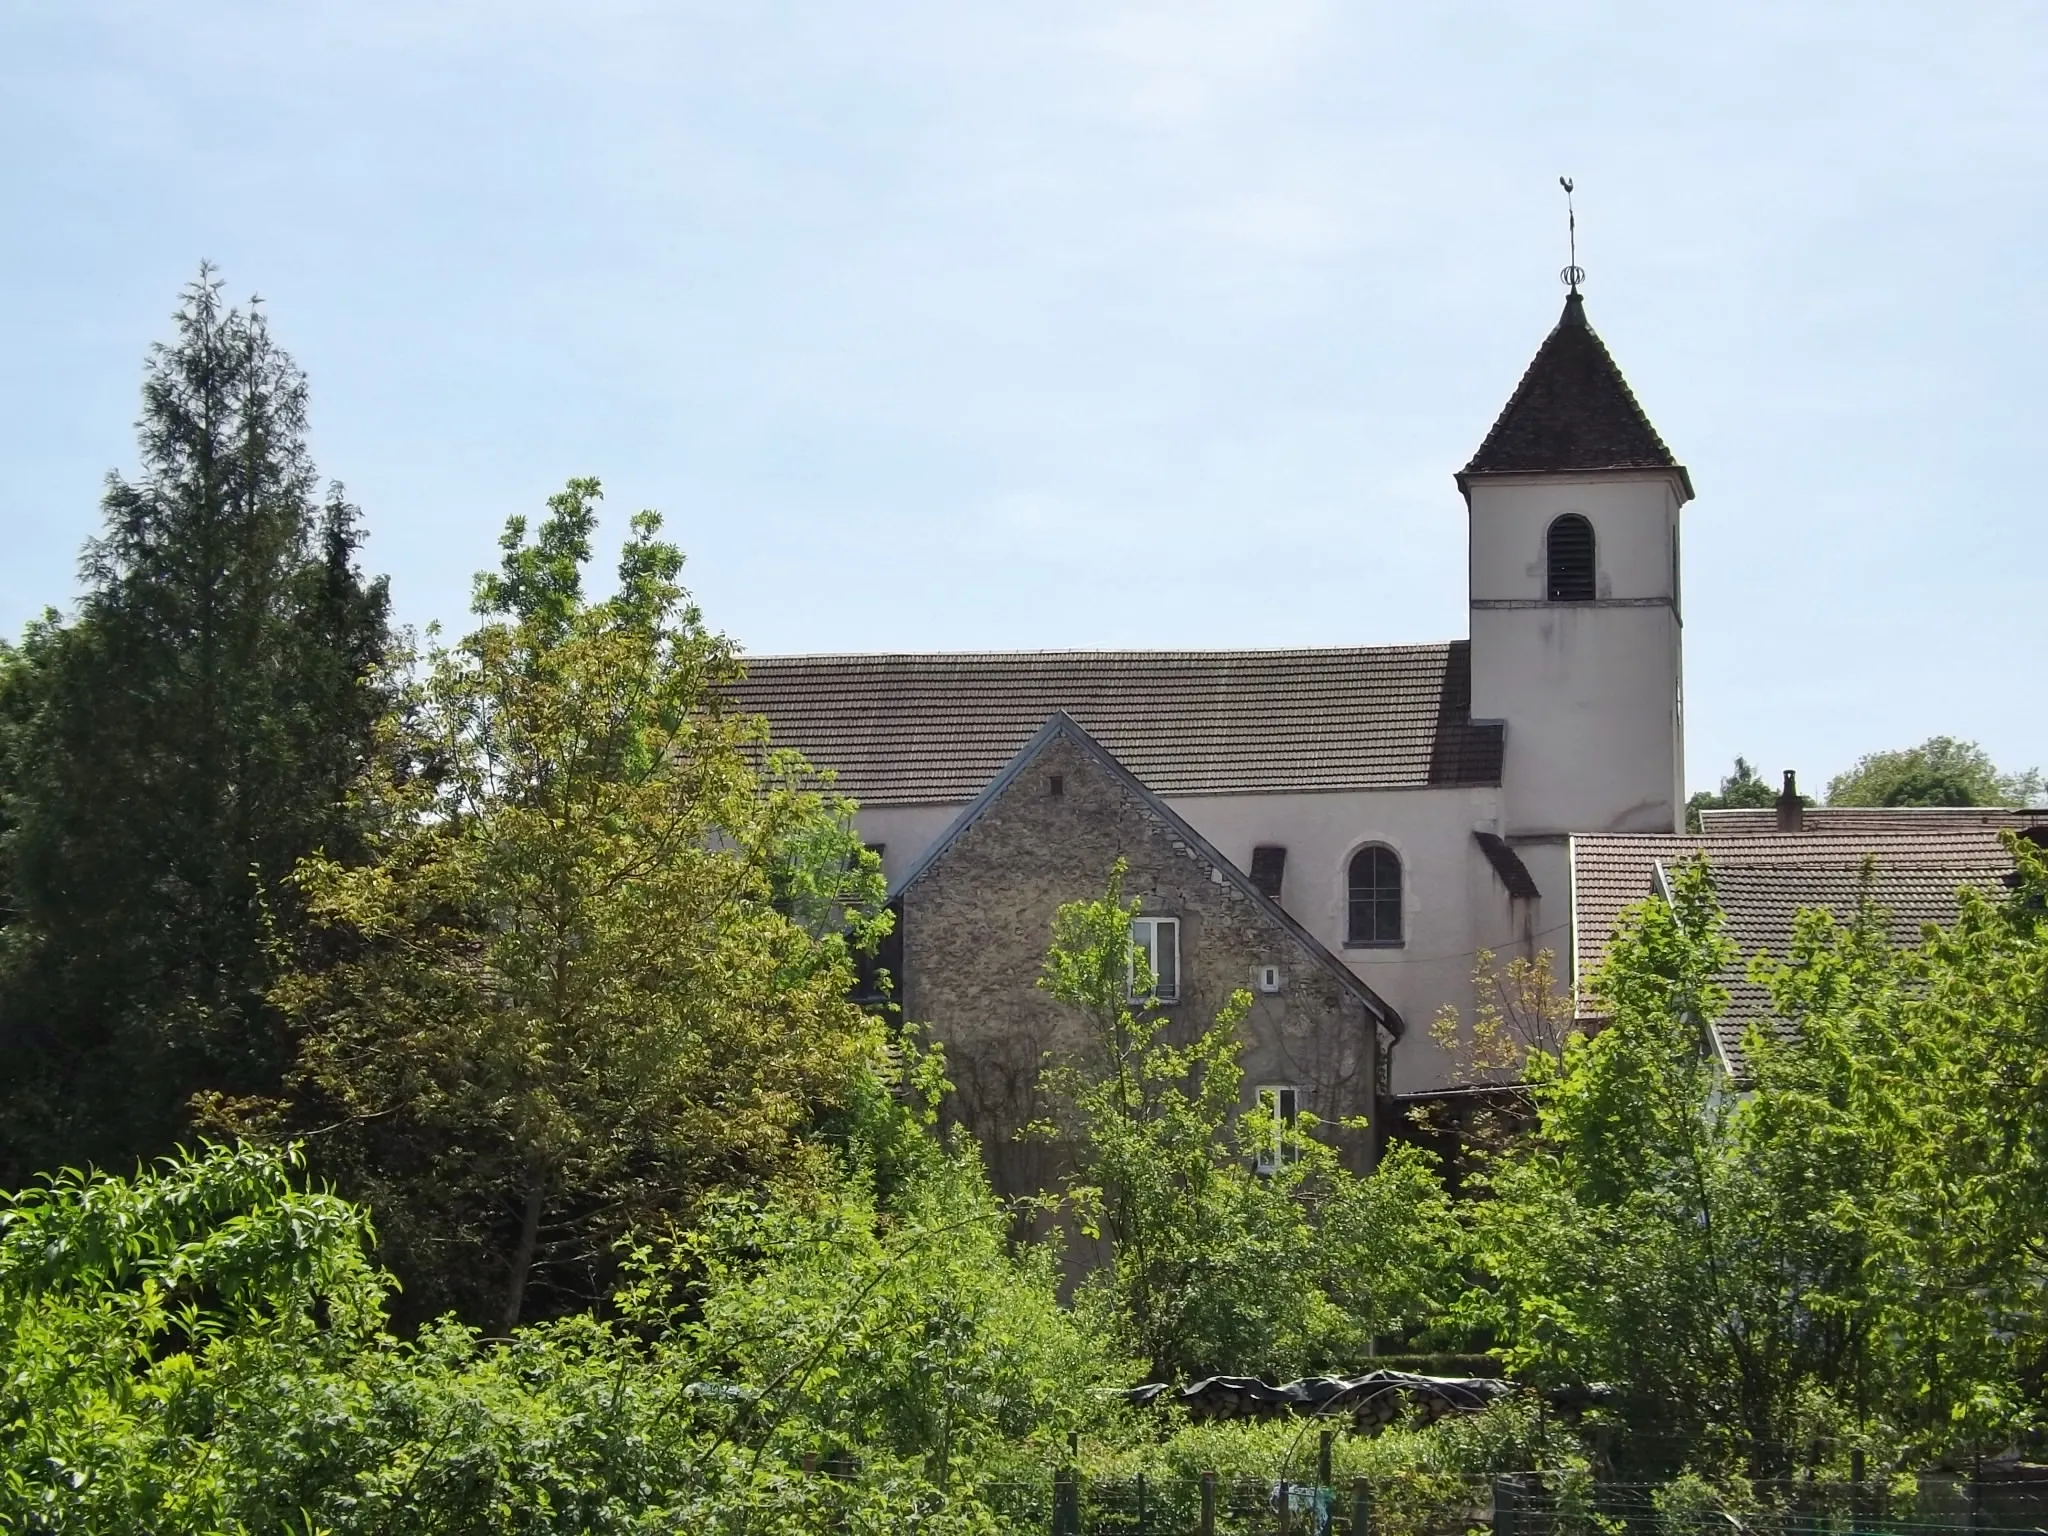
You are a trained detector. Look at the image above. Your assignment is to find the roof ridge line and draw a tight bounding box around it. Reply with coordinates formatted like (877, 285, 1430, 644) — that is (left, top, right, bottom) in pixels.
(742, 640, 1470, 665)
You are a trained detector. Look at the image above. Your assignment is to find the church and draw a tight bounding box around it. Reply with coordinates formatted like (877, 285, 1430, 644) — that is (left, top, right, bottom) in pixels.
(738, 285, 1692, 1142)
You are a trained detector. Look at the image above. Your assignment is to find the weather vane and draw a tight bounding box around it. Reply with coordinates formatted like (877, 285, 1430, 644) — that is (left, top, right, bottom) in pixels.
(1559, 176, 1584, 294)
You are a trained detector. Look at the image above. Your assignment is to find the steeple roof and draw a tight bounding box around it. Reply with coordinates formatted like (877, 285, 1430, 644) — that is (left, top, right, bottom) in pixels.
(1461, 292, 1690, 497)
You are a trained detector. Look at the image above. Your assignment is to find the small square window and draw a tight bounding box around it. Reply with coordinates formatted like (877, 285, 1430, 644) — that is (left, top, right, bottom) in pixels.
(1127, 916, 1180, 1003)
(1049, 774, 1065, 797)
(1254, 1085, 1300, 1173)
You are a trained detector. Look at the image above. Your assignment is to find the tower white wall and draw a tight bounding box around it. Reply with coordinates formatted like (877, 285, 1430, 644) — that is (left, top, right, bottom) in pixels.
(1466, 470, 1687, 836)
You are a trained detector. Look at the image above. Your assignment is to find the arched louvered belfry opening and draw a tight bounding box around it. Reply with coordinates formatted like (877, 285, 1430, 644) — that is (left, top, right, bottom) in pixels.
(1546, 513, 1596, 601)
(1346, 844, 1403, 946)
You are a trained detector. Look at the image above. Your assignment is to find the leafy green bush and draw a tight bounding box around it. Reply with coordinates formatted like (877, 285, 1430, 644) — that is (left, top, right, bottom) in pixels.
(1035, 865, 1464, 1383)
(0, 1113, 1102, 1534)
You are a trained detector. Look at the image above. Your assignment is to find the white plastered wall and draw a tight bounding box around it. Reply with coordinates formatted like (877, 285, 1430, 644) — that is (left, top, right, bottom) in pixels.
(1467, 471, 1687, 837)
(1165, 786, 1543, 1094)
(855, 804, 965, 888)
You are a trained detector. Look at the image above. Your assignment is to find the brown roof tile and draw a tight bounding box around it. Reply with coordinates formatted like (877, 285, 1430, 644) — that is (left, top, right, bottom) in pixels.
(1572, 829, 2016, 1075)
(735, 642, 1503, 805)
(1700, 806, 2048, 838)
(1462, 293, 1687, 486)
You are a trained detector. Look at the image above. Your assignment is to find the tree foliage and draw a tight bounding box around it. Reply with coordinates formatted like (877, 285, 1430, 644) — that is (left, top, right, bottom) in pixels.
(1825, 735, 2043, 808)
(240, 479, 888, 1328)
(0, 1143, 389, 1534)
(675, 1049, 1107, 1493)
(1034, 864, 1461, 1384)
(1464, 860, 1751, 1472)
(0, 270, 391, 1183)
(0, 1109, 1099, 1534)
(1466, 847, 2048, 1477)
(1414, 950, 1581, 1168)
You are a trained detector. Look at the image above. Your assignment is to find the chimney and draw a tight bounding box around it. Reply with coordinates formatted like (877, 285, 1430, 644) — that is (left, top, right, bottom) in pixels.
(1776, 771, 1804, 833)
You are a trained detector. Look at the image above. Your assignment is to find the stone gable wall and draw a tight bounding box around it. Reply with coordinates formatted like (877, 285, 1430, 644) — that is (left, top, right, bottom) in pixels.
(900, 731, 1381, 1201)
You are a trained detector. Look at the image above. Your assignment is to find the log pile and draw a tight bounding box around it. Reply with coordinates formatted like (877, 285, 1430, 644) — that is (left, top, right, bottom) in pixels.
(1122, 1371, 1558, 1433)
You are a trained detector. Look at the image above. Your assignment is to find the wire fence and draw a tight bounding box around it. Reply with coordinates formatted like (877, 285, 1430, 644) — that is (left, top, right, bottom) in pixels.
(969, 1472, 2048, 1536)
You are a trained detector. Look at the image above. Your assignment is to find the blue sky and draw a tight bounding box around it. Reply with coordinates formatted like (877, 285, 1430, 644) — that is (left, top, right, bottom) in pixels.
(2, 2, 2041, 796)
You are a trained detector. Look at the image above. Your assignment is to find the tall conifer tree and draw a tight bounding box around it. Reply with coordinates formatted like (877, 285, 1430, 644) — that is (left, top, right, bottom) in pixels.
(0, 269, 390, 1179)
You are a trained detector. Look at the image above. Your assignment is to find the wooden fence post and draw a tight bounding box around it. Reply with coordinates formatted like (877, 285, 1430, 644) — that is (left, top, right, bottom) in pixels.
(1200, 1471, 1218, 1536)
(1351, 1478, 1371, 1536)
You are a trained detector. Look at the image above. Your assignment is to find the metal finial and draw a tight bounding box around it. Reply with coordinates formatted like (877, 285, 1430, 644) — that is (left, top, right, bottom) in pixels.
(1558, 177, 1583, 293)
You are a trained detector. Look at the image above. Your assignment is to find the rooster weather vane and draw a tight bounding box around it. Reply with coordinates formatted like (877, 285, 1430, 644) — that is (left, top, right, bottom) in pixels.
(1559, 176, 1584, 294)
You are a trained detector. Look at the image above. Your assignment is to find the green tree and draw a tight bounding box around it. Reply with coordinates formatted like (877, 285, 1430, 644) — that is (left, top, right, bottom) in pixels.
(1464, 859, 1751, 1472)
(1770, 835, 2048, 1460)
(256, 479, 889, 1328)
(1034, 864, 1459, 1383)
(1825, 735, 2043, 808)
(1467, 850, 2048, 1476)
(677, 1046, 1107, 1494)
(1685, 756, 1791, 831)
(0, 1131, 1097, 1535)
(0, 271, 391, 1183)
(0, 1142, 390, 1534)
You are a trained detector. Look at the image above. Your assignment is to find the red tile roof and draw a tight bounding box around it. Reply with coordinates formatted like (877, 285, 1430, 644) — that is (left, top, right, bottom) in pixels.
(1571, 827, 2017, 1074)
(735, 642, 1504, 805)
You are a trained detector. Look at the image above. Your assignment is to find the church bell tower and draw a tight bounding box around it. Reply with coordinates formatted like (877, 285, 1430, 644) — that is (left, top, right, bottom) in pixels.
(1458, 287, 1693, 838)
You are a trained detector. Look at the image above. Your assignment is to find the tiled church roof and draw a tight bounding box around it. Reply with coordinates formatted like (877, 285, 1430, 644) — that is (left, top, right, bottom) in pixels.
(1462, 293, 1688, 489)
(735, 641, 1504, 805)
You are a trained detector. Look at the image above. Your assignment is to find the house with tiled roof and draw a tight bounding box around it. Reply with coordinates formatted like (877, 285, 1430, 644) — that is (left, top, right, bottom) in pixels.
(891, 715, 1401, 1199)
(1568, 804, 2045, 1075)
(741, 285, 1697, 1101)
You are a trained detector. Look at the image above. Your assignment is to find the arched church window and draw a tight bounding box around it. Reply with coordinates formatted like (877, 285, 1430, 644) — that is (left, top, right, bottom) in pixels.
(1346, 845, 1403, 946)
(1546, 514, 1596, 602)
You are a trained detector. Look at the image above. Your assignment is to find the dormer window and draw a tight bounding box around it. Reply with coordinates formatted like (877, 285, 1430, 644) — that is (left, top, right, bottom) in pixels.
(1546, 514, 1595, 601)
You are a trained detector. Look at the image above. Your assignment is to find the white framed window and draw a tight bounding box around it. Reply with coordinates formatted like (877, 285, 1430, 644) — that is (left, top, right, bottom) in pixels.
(1128, 916, 1180, 1003)
(1254, 1085, 1300, 1174)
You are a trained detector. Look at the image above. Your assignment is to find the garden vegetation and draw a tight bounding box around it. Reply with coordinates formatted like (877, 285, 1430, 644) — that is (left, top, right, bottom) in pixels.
(3, 276, 2046, 1533)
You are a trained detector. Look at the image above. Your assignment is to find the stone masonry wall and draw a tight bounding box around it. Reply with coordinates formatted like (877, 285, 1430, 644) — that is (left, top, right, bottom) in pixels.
(900, 731, 1381, 1203)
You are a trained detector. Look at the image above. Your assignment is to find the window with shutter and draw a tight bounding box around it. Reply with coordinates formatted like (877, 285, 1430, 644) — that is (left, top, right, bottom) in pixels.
(1546, 513, 1596, 601)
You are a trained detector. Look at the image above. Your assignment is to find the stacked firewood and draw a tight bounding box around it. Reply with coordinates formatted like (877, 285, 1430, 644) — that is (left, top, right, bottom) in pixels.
(1125, 1371, 1544, 1433)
